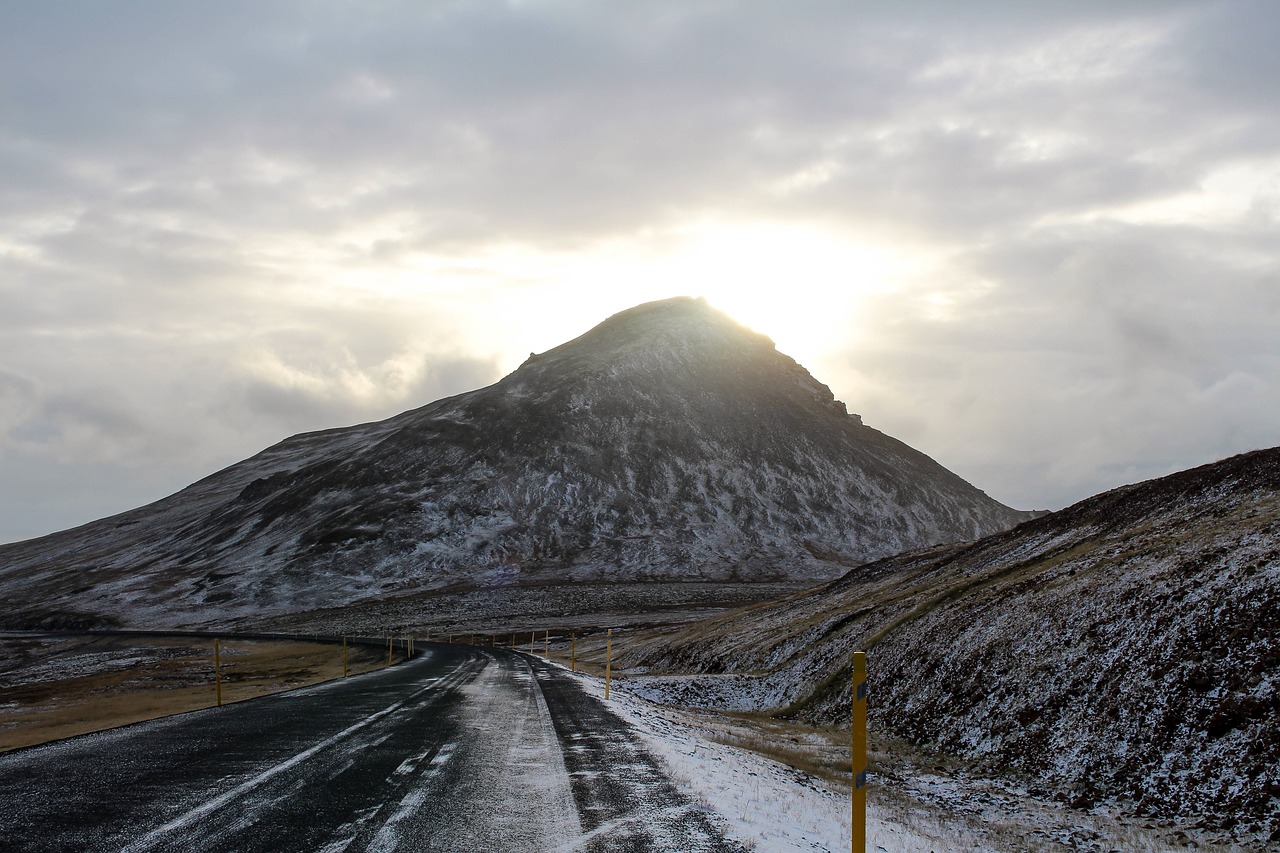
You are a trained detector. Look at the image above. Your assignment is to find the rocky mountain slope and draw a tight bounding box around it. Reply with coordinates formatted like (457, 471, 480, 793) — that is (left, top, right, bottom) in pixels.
(0, 296, 1031, 630)
(621, 447, 1280, 847)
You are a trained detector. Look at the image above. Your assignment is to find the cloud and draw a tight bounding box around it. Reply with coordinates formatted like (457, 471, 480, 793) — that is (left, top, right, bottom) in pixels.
(2, 1, 1279, 539)
(836, 219, 1280, 509)
(4, 1, 1267, 253)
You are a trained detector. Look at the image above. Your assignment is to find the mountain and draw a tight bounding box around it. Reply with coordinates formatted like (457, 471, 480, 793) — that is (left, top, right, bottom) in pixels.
(0, 296, 1032, 631)
(620, 447, 1280, 847)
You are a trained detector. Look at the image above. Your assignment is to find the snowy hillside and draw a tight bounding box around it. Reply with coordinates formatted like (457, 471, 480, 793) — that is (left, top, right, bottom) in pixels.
(0, 296, 1031, 629)
(621, 447, 1280, 849)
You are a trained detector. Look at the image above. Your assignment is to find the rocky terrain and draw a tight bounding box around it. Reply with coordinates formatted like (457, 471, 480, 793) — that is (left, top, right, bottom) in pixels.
(621, 447, 1280, 848)
(0, 296, 1031, 631)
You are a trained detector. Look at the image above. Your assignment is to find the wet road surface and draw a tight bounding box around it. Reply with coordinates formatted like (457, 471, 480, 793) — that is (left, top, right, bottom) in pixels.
(0, 644, 744, 852)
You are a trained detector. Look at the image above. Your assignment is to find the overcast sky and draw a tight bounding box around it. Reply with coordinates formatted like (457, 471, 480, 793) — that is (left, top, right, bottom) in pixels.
(3, 1, 1279, 544)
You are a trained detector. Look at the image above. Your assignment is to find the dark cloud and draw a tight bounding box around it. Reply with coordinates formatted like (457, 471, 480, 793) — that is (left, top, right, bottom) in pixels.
(3, 0, 1269, 249)
(1175, 0, 1280, 110)
(841, 220, 1280, 509)
(2, 1, 1279, 539)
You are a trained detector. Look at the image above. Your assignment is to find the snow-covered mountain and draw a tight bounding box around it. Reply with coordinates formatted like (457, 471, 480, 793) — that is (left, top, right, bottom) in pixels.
(622, 446, 1280, 848)
(0, 296, 1031, 629)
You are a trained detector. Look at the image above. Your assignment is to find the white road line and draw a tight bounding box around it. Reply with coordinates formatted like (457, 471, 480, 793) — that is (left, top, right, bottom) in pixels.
(121, 664, 473, 852)
(392, 748, 433, 777)
(366, 789, 430, 853)
(367, 743, 458, 853)
(314, 804, 385, 853)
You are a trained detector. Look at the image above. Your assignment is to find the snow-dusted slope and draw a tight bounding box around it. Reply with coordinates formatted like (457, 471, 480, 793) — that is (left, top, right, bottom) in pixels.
(622, 447, 1280, 848)
(0, 297, 1031, 629)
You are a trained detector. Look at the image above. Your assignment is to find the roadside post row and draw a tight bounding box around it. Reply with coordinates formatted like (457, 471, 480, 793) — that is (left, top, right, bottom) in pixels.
(206, 631, 869, 850)
(208, 633, 413, 706)
(416, 629, 598, 682)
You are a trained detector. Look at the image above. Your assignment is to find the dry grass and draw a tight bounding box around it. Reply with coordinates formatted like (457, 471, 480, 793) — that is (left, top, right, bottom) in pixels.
(0, 635, 387, 753)
(678, 710, 1248, 852)
(545, 633, 612, 679)
(671, 707, 855, 788)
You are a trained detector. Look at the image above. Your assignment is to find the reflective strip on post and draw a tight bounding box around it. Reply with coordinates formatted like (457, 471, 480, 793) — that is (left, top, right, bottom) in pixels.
(605, 629, 613, 701)
(852, 651, 868, 853)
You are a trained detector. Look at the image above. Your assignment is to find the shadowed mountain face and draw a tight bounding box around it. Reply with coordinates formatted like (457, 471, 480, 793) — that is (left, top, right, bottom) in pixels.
(0, 297, 1031, 629)
(622, 446, 1280, 846)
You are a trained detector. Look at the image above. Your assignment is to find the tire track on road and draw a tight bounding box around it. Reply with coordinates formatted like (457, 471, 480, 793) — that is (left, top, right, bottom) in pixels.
(0, 643, 748, 852)
(527, 656, 747, 853)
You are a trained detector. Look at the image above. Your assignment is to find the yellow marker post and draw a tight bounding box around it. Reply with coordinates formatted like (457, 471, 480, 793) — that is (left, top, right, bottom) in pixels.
(571, 632, 576, 673)
(342, 635, 349, 677)
(214, 638, 223, 707)
(852, 651, 868, 853)
(387, 636, 392, 666)
(530, 631, 536, 654)
(605, 629, 613, 701)
(544, 630, 549, 657)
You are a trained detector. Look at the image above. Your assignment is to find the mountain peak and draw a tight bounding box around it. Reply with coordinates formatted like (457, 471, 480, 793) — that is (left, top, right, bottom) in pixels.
(588, 295, 765, 343)
(0, 296, 1034, 631)
(518, 295, 773, 373)
(502, 295, 839, 421)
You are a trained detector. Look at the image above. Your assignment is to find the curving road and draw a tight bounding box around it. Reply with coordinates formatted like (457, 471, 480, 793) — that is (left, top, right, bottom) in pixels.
(0, 644, 744, 852)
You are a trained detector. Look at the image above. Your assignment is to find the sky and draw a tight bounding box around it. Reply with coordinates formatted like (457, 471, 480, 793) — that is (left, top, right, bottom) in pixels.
(3, 1, 1279, 544)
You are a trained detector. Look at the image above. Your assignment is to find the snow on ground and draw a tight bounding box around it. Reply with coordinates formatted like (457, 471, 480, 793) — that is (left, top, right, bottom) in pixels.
(566, 664, 956, 853)
(455, 656, 583, 848)
(562, 664, 1252, 853)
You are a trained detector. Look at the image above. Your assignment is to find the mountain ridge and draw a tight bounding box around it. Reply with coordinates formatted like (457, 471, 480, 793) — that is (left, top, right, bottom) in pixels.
(0, 296, 1033, 630)
(619, 445, 1280, 847)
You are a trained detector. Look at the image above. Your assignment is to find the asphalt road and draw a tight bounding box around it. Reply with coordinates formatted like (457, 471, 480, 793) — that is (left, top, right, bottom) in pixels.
(0, 643, 745, 852)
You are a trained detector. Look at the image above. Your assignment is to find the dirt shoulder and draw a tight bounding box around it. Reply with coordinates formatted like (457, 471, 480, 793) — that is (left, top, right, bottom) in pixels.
(0, 633, 388, 752)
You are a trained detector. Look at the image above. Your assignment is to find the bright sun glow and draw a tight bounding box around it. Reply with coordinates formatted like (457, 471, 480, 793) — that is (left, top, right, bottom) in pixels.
(659, 221, 903, 357)
(509, 220, 913, 367)
(313, 219, 928, 383)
